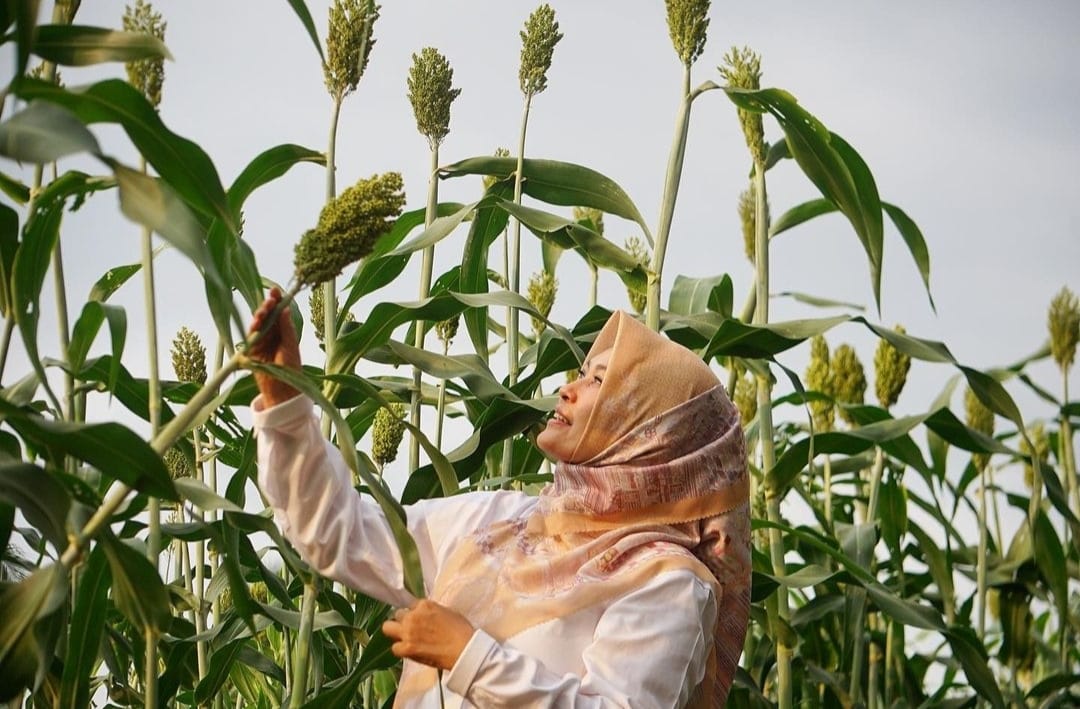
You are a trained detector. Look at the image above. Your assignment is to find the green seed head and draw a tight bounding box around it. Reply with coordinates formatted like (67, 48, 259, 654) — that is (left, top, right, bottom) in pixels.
(294, 172, 406, 287)
(733, 371, 757, 427)
(435, 316, 459, 348)
(308, 287, 353, 343)
(407, 47, 461, 150)
(572, 207, 605, 236)
(719, 46, 766, 166)
(965, 386, 995, 471)
(371, 402, 407, 467)
(519, 4, 563, 97)
(737, 181, 769, 263)
(831, 344, 866, 425)
(665, 0, 710, 67)
(623, 236, 650, 314)
(122, 0, 166, 108)
(483, 147, 511, 191)
(170, 327, 207, 385)
(805, 335, 834, 432)
(163, 446, 192, 481)
(1019, 421, 1048, 490)
(527, 270, 558, 336)
(874, 325, 911, 409)
(1048, 286, 1079, 373)
(324, 0, 379, 100)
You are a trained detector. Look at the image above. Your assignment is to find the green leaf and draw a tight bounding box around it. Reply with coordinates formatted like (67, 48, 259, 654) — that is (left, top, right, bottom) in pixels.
(0, 203, 16, 315)
(226, 143, 325, 216)
(1033, 509, 1069, 625)
(57, 545, 109, 709)
(669, 274, 732, 316)
(383, 340, 513, 403)
(68, 300, 127, 392)
(908, 522, 955, 623)
(440, 156, 653, 242)
(0, 398, 176, 500)
(725, 87, 883, 309)
(769, 198, 837, 238)
(0, 564, 66, 699)
(195, 638, 245, 705)
(32, 25, 173, 66)
(16, 78, 236, 232)
(942, 626, 1005, 709)
(0, 170, 30, 204)
(284, 0, 326, 63)
(0, 462, 70, 550)
(101, 533, 172, 632)
(883, 202, 934, 311)
(775, 291, 865, 311)
(703, 314, 849, 360)
(9, 0, 40, 78)
(388, 200, 478, 257)
(0, 100, 100, 163)
(460, 182, 513, 357)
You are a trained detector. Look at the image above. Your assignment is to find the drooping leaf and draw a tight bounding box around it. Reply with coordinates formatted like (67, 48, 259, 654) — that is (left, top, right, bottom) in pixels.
(769, 198, 837, 238)
(0, 100, 100, 163)
(283, 0, 326, 63)
(15, 77, 236, 232)
(68, 300, 127, 393)
(57, 545, 110, 709)
(0, 564, 66, 699)
(100, 533, 172, 632)
(942, 626, 1006, 709)
(669, 274, 733, 316)
(0, 398, 176, 500)
(32, 25, 173, 66)
(0, 462, 70, 550)
(440, 156, 652, 242)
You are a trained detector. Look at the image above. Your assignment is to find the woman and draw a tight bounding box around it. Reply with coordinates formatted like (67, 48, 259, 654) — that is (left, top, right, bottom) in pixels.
(250, 288, 751, 708)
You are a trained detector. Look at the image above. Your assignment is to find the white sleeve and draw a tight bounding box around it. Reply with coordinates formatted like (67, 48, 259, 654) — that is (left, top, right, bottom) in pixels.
(253, 394, 533, 609)
(445, 569, 718, 709)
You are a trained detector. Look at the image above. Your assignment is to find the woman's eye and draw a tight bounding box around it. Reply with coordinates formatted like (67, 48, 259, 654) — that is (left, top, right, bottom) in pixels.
(576, 368, 586, 379)
(593, 375, 603, 385)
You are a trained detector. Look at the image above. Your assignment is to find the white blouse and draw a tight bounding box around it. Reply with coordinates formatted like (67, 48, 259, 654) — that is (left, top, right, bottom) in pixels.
(254, 394, 717, 708)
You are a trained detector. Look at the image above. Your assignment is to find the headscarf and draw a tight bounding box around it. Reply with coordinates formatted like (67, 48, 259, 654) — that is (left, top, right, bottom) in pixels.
(396, 311, 751, 707)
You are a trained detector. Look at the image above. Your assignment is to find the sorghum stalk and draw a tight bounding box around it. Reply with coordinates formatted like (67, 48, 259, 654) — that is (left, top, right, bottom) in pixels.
(193, 427, 209, 681)
(965, 386, 994, 639)
(288, 580, 320, 709)
(124, 1, 168, 699)
(1048, 288, 1079, 518)
(407, 46, 459, 471)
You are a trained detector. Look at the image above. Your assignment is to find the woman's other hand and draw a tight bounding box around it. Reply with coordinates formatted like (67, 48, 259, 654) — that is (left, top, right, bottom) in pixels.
(247, 286, 302, 407)
(382, 600, 475, 671)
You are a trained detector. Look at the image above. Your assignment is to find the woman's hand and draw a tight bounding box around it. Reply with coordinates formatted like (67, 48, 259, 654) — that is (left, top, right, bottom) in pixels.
(247, 286, 302, 407)
(382, 600, 475, 671)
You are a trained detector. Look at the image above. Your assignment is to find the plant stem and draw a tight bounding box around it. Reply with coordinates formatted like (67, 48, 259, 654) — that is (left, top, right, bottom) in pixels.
(751, 157, 790, 709)
(646, 65, 692, 331)
(976, 462, 988, 639)
(288, 580, 319, 709)
(1062, 373, 1078, 519)
(410, 146, 440, 472)
(0, 317, 14, 381)
(588, 263, 598, 308)
(193, 427, 209, 683)
(436, 339, 450, 448)
(823, 456, 833, 528)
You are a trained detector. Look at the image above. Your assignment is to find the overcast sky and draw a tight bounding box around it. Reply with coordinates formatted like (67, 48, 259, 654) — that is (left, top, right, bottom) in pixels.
(6, 2, 1079, 495)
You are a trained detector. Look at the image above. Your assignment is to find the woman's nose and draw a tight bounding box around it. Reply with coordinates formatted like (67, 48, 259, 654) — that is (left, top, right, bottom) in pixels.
(559, 382, 576, 402)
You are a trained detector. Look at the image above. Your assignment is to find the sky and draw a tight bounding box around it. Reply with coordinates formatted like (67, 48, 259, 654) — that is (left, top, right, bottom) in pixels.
(4, 1, 1079, 505)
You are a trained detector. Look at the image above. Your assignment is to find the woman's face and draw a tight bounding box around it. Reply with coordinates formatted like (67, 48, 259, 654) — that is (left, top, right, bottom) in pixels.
(536, 348, 612, 463)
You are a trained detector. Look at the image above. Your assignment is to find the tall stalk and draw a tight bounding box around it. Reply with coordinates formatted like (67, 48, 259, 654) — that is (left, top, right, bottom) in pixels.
(288, 579, 319, 709)
(646, 65, 690, 332)
(752, 161, 791, 708)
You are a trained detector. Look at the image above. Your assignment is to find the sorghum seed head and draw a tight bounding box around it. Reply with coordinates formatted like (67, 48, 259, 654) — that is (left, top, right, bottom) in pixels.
(324, 0, 379, 100)
(294, 172, 405, 286)
(874, 325, 911, 409)
(831, 344, 867, 425)
(624, 236, 650, 314)
(737, 182, 769, 263)
(1048, 286, 1079, 373)
(163, 446, 192, 481)
(719, 46, 766, 165)
(527, 270, 557, 336)
(435, 316, 459, 347)
(965, 386, 995, 471)
(371, 402, 407, 467)
(665, 0, 710, 67)
(122, 0, 166, 108)
(805, 335, 834, 432)
(170, 327, 207, 385)
(407, 47, 461, 150)
(1019, 421, 1048, 490)
(518, 4, 562, 97)
(734, 371, 757, 427)
(308, 287, 352, 343)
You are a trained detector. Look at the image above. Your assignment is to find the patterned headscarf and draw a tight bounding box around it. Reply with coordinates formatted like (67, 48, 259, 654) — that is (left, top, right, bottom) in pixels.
(397, 311, 751, 707)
